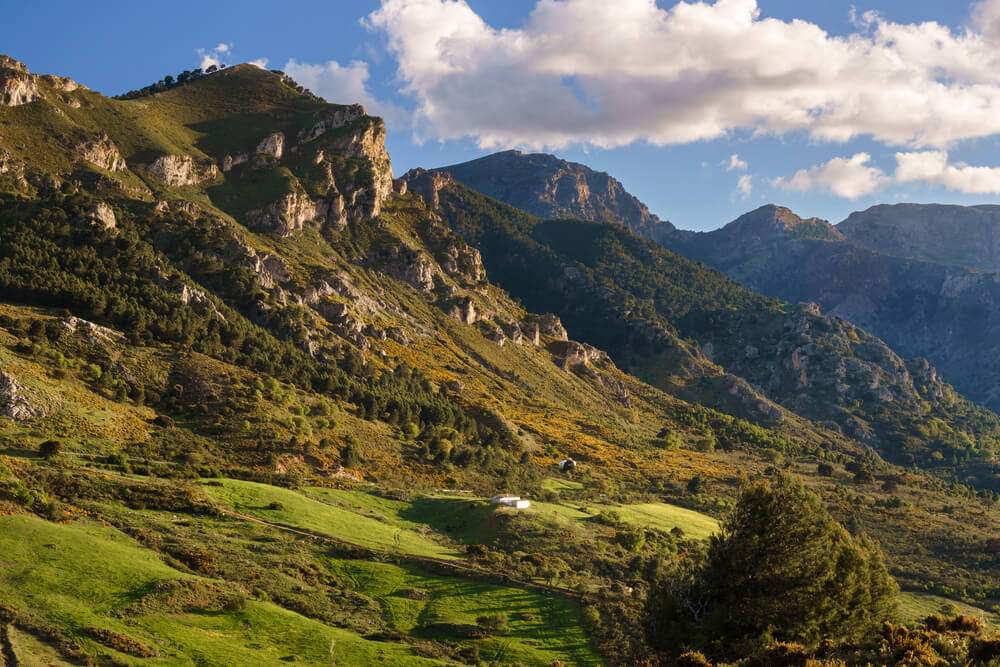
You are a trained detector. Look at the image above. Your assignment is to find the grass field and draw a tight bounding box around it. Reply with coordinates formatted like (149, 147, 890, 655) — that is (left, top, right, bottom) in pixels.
(898, 591, 997, 627)
(602, 502, 720, 540)
(202, 479, 463, 559)
(0, 514, 444, 665)
(326, 558, 602, 666)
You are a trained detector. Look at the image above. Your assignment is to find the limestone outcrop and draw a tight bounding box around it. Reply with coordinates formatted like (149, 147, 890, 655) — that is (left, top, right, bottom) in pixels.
(75, 132, 126, 172)
(0, 55, 40, 106)
(0, 371, 44, 420)
(137, 155, 218, 187)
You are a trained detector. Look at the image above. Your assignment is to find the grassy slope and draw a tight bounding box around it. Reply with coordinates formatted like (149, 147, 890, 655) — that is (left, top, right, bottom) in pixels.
(202, 479, 463, 560)
(0, 514, 440, 665)
(327, 558, 602, 666)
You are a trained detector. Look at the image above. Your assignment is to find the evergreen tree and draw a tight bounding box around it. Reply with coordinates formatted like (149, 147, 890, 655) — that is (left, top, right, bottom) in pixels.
(648, 475, 897, 658)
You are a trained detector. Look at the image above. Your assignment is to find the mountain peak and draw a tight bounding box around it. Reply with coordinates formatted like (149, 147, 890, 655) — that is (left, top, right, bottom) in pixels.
(722, 204, 844, 242)
(437, 150, 676, 242)
(0, 55, 28, 74)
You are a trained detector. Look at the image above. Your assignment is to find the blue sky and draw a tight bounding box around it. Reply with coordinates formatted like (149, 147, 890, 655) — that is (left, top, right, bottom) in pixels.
(7, 0, 1000, 231)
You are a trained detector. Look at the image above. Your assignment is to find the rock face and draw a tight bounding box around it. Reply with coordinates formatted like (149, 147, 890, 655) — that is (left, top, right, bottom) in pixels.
(75, 132, 126, 172)
(77, 202, 116, 230)
(255, 132, 285, 159)
(0, 55, 40, 106)
(297, 105, 366, 143)
(138, 155, 218, 187)
(839, 203, 1000, 271)
(0, 371, 44, 420)
(664, 203, 1000, 412)
(403, 168, 454, 210)
(328, 117, 393, 220)
(438, 150, 677, 243)
(245, 191, 330, 236)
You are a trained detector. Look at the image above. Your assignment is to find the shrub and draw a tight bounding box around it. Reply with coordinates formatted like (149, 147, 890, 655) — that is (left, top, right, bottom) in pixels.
(817, 463, 835, 477)
(476, 613, 508, 635)
(676, 651, 712, 667)
(39, 440, 62, 459)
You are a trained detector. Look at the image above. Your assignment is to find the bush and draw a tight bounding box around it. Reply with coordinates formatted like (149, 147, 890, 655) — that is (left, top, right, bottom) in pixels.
(817, 463, 835, 477)
(341, 441, 363, 468)
(39, 440, 62, 459)
(676, 651, 712, 667)
(476, 613, 508, 635)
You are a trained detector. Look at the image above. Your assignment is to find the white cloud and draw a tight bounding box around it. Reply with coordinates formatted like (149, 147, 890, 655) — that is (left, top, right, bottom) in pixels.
(776, 149, 1000, 198)
(365, 0, 1000, 150)
(777, 153, 888, 199)
(282, 58, 408, 128)
(198, 43, 233, 71)
(249, 58, 270, 70)
(736, 173, 752, 197)
(726, 154, 748, 171)
(895, 150, 1000, 194)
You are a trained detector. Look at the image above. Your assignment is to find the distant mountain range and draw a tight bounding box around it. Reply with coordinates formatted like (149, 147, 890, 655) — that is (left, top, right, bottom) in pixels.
(439, 151, 1000, 414)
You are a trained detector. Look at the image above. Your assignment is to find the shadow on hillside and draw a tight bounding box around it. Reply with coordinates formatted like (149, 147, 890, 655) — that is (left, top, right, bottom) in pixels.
(398, 497, 498, 545)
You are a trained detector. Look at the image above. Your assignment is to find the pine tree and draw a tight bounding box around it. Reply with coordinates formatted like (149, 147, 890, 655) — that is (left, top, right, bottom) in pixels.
(648, 475, 897, 659)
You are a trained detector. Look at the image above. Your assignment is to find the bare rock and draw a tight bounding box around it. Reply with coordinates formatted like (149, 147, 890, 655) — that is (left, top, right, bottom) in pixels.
(0, 56, 40, 106)
(255, 132, 285, 159)
(76, 202, 116, 230)
(0, 371, 44, 420)
(298, 105, 366, 143)
(137, 155, 218, 187)
(524, 313, 568, 341)
(402, 168, 454, 210)
(75, 132, 125, 172)
(221, 153, 249, 172)
(245, 192, 329, 236)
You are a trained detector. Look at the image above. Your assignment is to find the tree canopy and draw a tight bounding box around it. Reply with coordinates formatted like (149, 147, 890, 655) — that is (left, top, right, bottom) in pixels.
(648, 475, 898, 659)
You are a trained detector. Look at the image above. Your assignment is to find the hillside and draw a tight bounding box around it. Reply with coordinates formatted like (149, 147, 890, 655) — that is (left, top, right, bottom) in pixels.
(663, 204, 1000, 416)
(405, 170, 1000, 484)
(3, 56, 1000, 665)
(440, 150, 1000, 420)
(439, 150, 678, 244)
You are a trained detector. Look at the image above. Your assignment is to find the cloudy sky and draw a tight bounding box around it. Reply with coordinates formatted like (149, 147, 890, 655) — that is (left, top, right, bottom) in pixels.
(9, 0, 1000, 230)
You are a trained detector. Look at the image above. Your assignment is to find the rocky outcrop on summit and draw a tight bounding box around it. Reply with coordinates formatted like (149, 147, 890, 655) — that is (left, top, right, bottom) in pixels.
(403, 168, 453, 210)
(136, 155, 218, 187)
(0, 55, 40, 106)
(297, 105, 366, 143)
(839, 203, 1000, 271)
(0, 55, 84, 108)
(439, 150, 677, 243)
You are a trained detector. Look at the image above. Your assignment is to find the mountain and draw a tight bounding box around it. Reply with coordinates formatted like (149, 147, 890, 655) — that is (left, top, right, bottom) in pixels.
(4, 56, 1000, 665)
(404, 170, 1000, 481)
(443, 149, 1000, 417)
(839, 203, 1000, 270)
(666, 204, 1000, 414)
(438, 150, 678, 244)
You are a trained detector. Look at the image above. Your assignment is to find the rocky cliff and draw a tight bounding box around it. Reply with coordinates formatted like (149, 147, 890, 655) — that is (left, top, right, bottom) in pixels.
(839, 203, 1000, 270)
(438, 150, 677, 243)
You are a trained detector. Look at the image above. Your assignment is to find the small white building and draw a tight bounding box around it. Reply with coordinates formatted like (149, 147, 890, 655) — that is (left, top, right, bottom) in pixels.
(490, 494, 531, 509)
